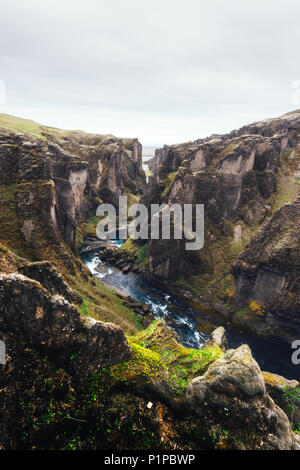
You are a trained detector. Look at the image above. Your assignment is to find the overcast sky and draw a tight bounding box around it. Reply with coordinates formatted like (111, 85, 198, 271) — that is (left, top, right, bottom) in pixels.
(0, 0, 300, 146)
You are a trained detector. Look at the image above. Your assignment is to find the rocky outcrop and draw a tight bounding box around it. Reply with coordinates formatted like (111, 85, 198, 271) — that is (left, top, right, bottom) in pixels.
(186, 345, 299, 450)
(262, 371, 300, 426)
(203, 326, 227, 351)
(0, 271, 298, 450)
(19, 261, 82, 303)
(232, 197, 300, 341)
(0, 273, 131, 373)
(0, 271, 132, 450)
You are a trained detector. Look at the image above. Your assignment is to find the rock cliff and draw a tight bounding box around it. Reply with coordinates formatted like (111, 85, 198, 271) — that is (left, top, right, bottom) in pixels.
(232, 197, 300, 341)
(0, 115, 146, 263)
(142, 110, 300, 281)
(131, 110, 300, 343)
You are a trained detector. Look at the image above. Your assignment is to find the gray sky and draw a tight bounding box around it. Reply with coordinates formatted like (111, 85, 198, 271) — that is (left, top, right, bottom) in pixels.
(0, 0, 300, 146)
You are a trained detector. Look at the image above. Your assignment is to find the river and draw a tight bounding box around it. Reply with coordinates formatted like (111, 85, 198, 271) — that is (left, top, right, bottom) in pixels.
(82, 244, 300, 381)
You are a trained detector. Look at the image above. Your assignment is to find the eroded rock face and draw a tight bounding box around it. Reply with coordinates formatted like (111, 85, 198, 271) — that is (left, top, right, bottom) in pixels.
(186, 345, 299, 450)
(262, 371, 300, 426)
(141, 110, 300, 280)
(0, 273, 131, 373)
(0, 271, 132, 450)
(0, 127, 146, 260)
(232, 197, 300, 339)
(19, 261, 82, 304)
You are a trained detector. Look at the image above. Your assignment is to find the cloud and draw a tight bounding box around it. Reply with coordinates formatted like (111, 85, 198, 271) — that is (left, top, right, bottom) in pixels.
(0, 0, 299, 145)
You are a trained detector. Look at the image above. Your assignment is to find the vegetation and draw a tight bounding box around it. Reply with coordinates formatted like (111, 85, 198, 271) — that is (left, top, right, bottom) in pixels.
(120, 238, 148, 264)
(161, 171, 178, 198)
(282, 385, 300, 429)
(129, 320, 223, 393)
(0, 113, 115, 142)
(0, 184, 25, 257)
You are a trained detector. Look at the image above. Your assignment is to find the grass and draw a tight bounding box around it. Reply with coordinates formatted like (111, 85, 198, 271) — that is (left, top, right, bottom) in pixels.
(0, 113, 115, 142)
(78, 212, 99, 240)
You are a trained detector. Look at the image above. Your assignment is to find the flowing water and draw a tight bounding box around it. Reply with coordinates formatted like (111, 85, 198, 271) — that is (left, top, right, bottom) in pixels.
(82, 243, 300, 380)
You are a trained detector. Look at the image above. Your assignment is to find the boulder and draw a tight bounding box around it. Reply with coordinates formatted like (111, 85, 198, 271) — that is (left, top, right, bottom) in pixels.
(185, 345, 299, 450)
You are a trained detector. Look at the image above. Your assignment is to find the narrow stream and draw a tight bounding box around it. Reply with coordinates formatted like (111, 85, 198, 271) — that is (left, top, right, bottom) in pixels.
(82, 244, 300, 381)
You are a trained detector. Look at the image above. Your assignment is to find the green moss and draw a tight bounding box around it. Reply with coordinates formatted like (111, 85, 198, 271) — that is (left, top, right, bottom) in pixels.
(0, 184, 26, 257)
(120, 239, 148, 264)
(161, 171, 178, 198)
(110, 341, 167, 385)
(129, 320, 223, 393)
(79, 212, 99, 239)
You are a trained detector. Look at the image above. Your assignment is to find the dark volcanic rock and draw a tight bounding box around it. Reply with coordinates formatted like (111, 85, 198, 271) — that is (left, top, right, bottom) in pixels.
(0, 127, 146, 263)
(19, 261, 82, 303)
(141, 110, 300, 281)
(232, 197, 300, 339)
(0, 273, 131, 373)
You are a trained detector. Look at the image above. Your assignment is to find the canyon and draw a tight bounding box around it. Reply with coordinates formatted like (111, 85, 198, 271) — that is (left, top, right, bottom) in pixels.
(0, 111, 299, 450)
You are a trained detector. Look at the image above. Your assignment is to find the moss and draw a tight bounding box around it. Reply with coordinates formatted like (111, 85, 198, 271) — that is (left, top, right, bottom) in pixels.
(110, 341, 167, 385)
(129, 320, 223, 393)
(120, 239, 148, 264)
(248, 300, 265, 317)
(0, 184, 26, 257)
(262, 371, 286, 387)
(160, 171, 178, 198)
(79, 212, 99, 239)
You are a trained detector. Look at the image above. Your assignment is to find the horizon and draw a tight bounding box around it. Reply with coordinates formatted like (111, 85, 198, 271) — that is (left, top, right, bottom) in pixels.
(1, 107, 299, 151)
